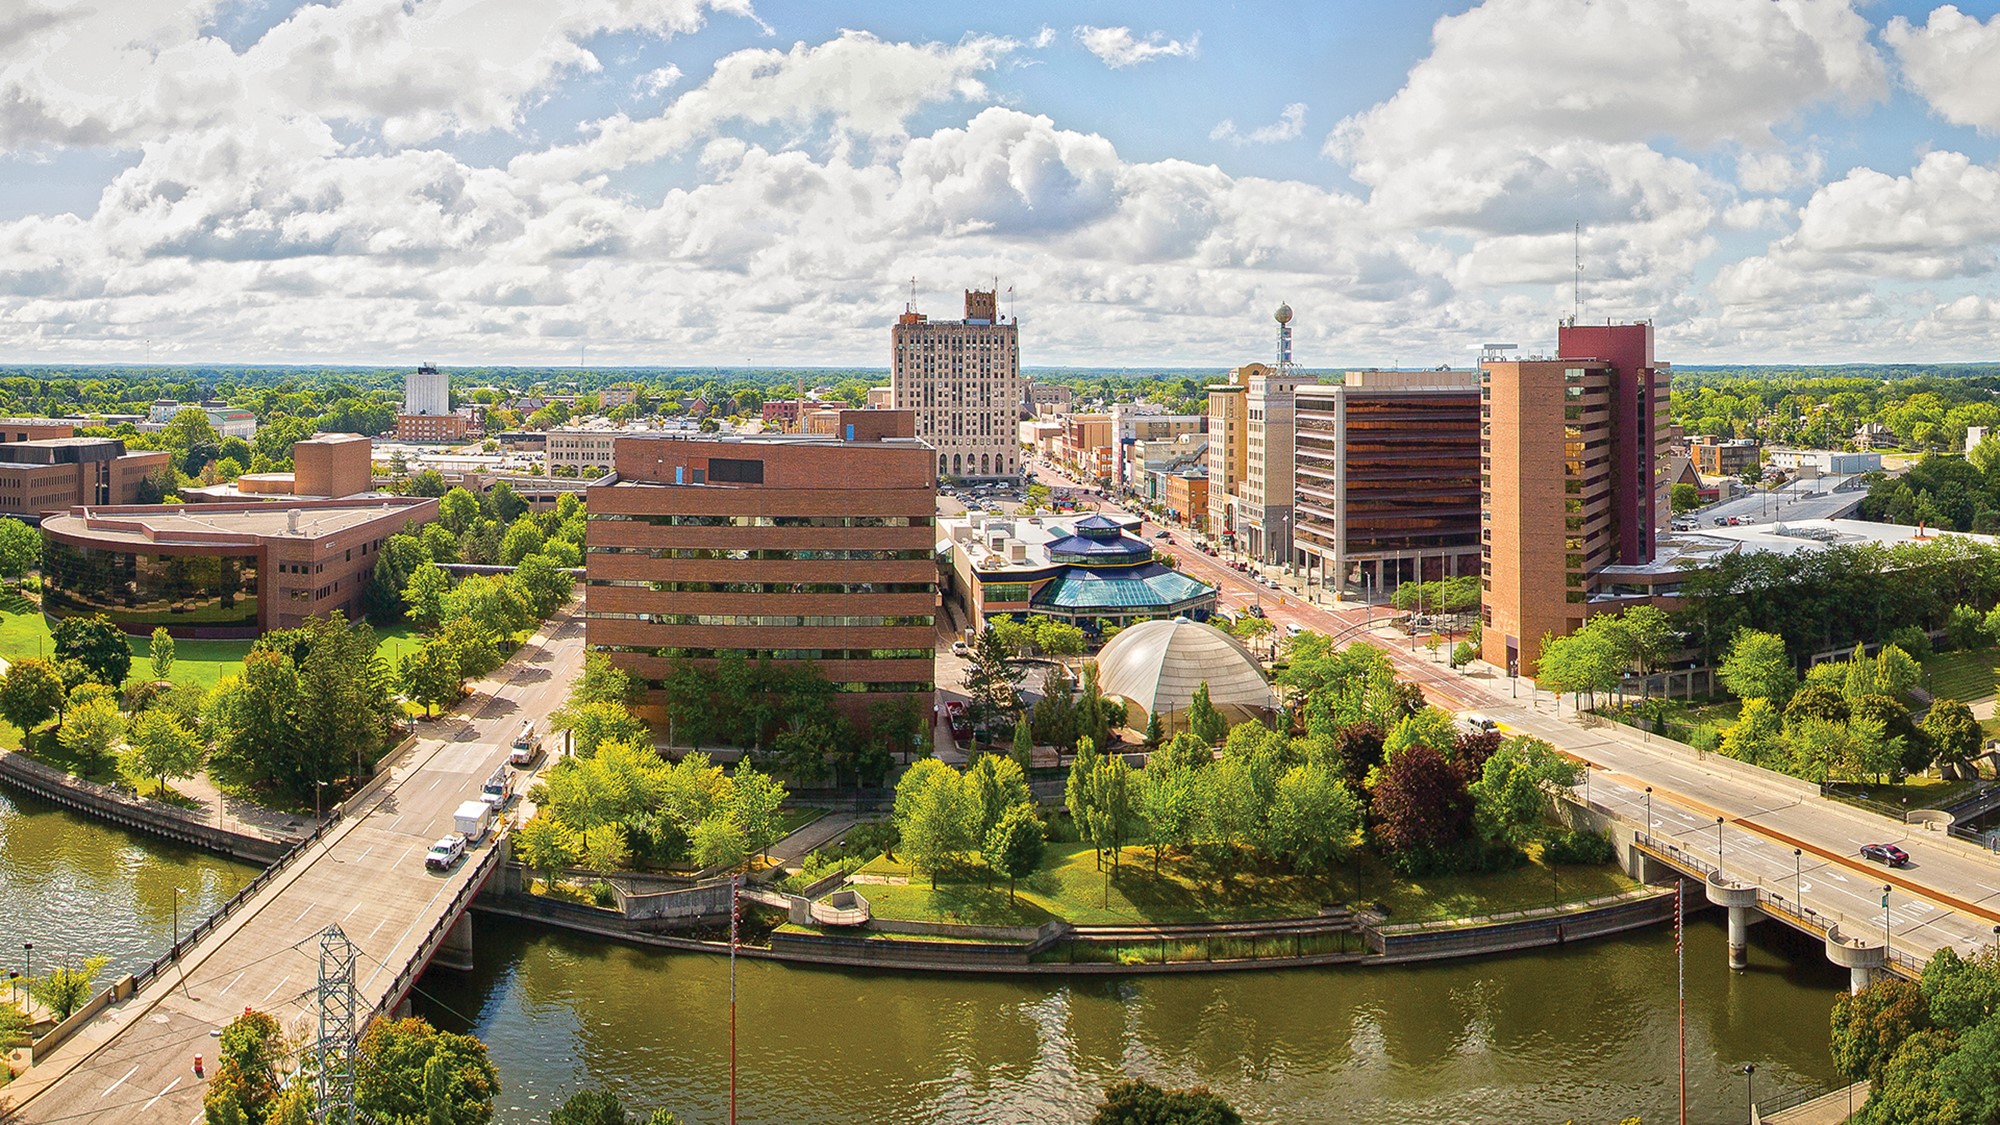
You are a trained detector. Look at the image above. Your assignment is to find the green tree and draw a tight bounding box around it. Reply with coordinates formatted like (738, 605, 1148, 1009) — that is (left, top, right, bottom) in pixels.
(1831, 977, 1931, 1083)
(437, 487, 482, 535)
(1269, 761, 1361, 877)
(514, 813, 580, 891)
(1033, 618, 1088, 658)
(1468, 737, 1581, 852)
(1089, 1079, 1243, 1125)
(1719, 697, 1786, 768)
(0, 517, 40, 579)
(509, 552, 575, 619)
(400, 640, 464, 717)
(402, 563, 452, 630)
(725, 764, 787, 861)
(1718, 628, 1797, 703)
(1012, 710, 1036, 772)
(689, 815, 748, 871)
(499, 518, 544, 566)
(1923, 698, 1982, 772)
(124, 709, 204, 798)
(550, 700, 649, 758)
(895, 759, 978, 887)
(0, 657, 65, 733)
(1669, 481, 1700, 513)
(267, 1084, 313, 1125)
(52, 613, 132, 687)
(984, 803, 1046, 902)
(1136, 757, 1199, 873)
(207, 1009, 283, 1123)
(967, 753, 1031, 840)
(1188, 681, 1229, 746)
(1082, 750, 1138, 871)
(148, 627, 176, 682)
(963, 626, 1017, 735)
(58, 697, 125, 775)
(354, 1016, 499, 1125)
(1920, 947, 2000, 1034)
(1535, 624, 1625, 706)
(33, 955, 108, 1019)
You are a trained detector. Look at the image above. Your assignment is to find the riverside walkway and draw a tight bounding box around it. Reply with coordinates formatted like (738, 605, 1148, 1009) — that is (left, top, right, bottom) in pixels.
(10, 608, 585, 1125)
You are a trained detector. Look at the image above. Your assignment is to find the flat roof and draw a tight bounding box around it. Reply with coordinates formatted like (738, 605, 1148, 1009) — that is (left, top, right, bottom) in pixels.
(43, 498, 431, 548)
(1602, 518, 1992, 578)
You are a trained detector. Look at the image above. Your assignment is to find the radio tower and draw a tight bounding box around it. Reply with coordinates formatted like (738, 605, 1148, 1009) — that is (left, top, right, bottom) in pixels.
(1274, 302, 1294, 372)
(311, 925, 360, 1125)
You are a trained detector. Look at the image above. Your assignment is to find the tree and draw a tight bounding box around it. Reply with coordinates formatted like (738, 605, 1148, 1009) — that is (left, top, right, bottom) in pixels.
(510, 552, 575, 619)
(354, 1016, 499, 1125)
(499, 518, 544, 566)
(124, 710, 204, 798)
(33, 955, 108, 1019)
(1033, 618, 1087, 658)
(1081, 751, 1138, 870)
(576, 653, 640, 707)
(0, 658, 65, 733)
(52, 613, 132, 687)
(1089, 1079, 1243, 1125)
(689, 815, 749, 871)
(1268, 762, 1360, 877)
(1718, 628, 1797, 703)
(550, 1089, 685, 1125)
(1188, 682, 1229, 746)
(1370, 743, 1475, 875)
(58, 697, 125, 775)
(1012, 710, 1036, 772)
(1923, 698, 1982, 772)
(1920, 947, 2000, 1034)
(1719, 697, 1786, 768)
(437, 487, 482, 535)
(424, 1055, 455, 1125)
(1831, 978, 1931, 1083)
(1669, 481, 1700, 513)
(401, 640, 464, 717)
(402, 563, 452, 631)
(963, 626, 1017, 734)
(550, 700, 650, 758)
(984, 803, 1046, 902)
(894, 759, 977, 887)
(207, 1009, 284, 1123)
(1468, 736, 1580, 853)
(1535, 624, 1625, 706)
(148, 627, 176, 682)
(967, 753, 1031, 840)
(515, 813, 580, 890)
(1136, 758, 1199, 873)
(725, 764, 787, 861)
(0, 517, 39, 579)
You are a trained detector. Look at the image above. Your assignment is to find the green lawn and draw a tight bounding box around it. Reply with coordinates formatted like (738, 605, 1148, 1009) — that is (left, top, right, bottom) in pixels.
(1923, 647, 1998, 705)
(1830, 775, 1984, 811)
(857, 841, 1638, 928)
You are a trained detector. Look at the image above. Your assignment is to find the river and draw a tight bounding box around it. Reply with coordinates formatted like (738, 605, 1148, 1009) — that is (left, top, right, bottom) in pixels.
(0, 792, 1848, 1124)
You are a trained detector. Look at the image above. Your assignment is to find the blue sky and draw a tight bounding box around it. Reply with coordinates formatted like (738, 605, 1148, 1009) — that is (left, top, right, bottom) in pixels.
(2, 0, 1999, 367)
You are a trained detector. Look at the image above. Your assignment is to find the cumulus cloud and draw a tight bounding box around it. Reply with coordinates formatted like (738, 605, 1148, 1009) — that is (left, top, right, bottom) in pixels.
(1885, 5, 2000, 133)
(1736, 148, 1826, 194)
(1211, 103, 1305, 145)
(1073, 26, 1199, 69)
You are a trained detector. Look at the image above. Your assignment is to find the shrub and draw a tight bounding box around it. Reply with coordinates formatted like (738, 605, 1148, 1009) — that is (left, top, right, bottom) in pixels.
(1888, 626, 1932, 658)
(1688, 727, 1723, 754)
(1545, 828, 1616, 865)
(590, 881, 616, 908)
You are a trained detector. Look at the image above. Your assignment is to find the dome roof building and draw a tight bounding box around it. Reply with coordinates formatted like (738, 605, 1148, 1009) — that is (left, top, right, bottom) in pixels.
(1094, 617, 1277, 733)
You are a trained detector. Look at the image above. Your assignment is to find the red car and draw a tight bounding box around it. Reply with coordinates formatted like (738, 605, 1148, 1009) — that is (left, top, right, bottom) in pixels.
(1861, 843, 1909, 867)
(942, 700, 971, 742)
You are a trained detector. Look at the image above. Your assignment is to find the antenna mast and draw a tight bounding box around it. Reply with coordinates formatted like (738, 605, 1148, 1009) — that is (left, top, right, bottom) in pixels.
(1573, 221, 1582, 324)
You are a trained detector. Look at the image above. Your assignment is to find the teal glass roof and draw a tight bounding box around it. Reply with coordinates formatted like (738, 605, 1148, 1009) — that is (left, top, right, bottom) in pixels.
(1031, 563, 1214, 611)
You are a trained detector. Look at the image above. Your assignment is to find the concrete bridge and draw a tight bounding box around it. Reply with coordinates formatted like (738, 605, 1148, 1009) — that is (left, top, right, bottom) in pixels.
(9, 609, 585, 1124)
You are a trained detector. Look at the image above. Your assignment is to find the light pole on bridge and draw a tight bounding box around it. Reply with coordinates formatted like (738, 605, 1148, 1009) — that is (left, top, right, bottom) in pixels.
(1715, 816, 1725, 876)
(1741, 1063, 1757, 1124)
(1794, 848, 1802, 907)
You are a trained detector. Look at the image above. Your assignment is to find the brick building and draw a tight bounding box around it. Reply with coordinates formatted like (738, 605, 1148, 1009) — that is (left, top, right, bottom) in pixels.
(891, 289, 1022, 481)
(395, 412, 470, 443)
(0, 438, 171, 521)
(585, 411, 937, 732)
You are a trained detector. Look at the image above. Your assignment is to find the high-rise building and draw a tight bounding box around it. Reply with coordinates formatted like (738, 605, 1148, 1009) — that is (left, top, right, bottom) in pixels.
(891, 289, 1022, 481)
(584, 411, 937, 733)
(1235, 304, 1316, 567)
(1204, 364, 1256, 545)
(1480, 322, 1670, 676)
(404, 362, 450, 417)
(1294, 368, 1482, 598)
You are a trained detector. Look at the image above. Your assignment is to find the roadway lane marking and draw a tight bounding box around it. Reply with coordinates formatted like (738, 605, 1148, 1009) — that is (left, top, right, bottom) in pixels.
(215, 971, 245, 998)
(295, 903, 315, 923)
(260, 974, 291, 1003)
(142, 1075, 182, 1111)
(102, 1064, 139, 1097)
(342, 901, 363, 923)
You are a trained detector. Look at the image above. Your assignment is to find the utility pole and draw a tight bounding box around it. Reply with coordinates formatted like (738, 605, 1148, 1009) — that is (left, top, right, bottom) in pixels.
(312, 925, 359, 1125)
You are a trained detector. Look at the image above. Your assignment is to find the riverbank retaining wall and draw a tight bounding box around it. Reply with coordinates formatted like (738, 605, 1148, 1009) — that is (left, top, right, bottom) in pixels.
(1363, 890, 1677, 963)
(0, 750, 289, 864)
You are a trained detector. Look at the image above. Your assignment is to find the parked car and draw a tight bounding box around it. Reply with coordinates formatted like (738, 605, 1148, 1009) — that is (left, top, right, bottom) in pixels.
(1860, 843, 1910, 867)
(943, 700, 971, 740)
(1713, 517, 1728, 525)
(1244, 604, 1265, 618)
(1154, 530, 1172, 541)
(950, 639, 970, 656)
(425, 834, 467, 872)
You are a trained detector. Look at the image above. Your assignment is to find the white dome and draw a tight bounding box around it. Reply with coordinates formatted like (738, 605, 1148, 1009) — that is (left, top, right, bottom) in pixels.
(1096, 618, 1277, 728)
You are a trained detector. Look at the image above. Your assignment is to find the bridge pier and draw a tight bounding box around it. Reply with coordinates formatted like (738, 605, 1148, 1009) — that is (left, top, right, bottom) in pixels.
(1705, 873, 1759, 970)
(1825, 925, 1887, 994)
(432, 913, 475, 972)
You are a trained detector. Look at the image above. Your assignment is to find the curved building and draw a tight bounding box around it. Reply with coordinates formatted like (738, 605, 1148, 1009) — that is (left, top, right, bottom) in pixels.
(40, 497, 437, 637)
(1094, 617, 1277, 733)
(942, 512, 1216, 633)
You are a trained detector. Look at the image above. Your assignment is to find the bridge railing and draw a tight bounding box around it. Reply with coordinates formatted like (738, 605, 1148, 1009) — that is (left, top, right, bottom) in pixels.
(1634, 834, 1925, 977)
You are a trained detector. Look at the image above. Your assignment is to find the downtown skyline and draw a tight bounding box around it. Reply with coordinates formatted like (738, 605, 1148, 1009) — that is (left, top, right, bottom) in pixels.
(1, 0, 1998, 367)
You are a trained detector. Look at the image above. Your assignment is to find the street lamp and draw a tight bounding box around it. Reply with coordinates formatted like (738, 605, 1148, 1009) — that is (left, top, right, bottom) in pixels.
(1716, 816, 1725, 875)
(1794, 848, 1803, 907)
(172, 886, 186, 951)
(1742, 1063, 1757, 1124)
(1884, 885, 1893, 958)
(1583, 763, 1592, 810)
(1644, 787, 1652, 839)
(22, 943, 30, 1002)
(314, 779, 328, 824)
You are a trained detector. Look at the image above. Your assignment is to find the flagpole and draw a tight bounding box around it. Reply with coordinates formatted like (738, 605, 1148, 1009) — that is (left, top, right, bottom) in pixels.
(1677, 878, 1686, 1125)
(732, 876, 740, 1120)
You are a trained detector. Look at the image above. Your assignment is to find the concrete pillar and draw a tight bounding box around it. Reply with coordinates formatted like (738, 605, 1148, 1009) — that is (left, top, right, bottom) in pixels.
(1825, 924, 1886, 995)
(1705, 873, 1759, 970)
(432, 912, 475, 972)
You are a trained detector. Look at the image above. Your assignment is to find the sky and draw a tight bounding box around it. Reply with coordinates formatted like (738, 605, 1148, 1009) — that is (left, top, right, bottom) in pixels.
(2, 0, 2000, 369)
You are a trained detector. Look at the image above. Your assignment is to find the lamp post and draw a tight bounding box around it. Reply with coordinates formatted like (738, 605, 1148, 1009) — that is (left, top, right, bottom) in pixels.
(1644, 787, 1652, 839)
(22, 943, 30, 1005)
(1794, 848, 1803, 907)
(1583, 763, 1591, 810)
(172, 886, 186, 951)
(1884, 885, 1893, 959)
(1741, 1063, 1757, 1124)
(314, 779, 328, 825)
(1716, 816, 1725, 875)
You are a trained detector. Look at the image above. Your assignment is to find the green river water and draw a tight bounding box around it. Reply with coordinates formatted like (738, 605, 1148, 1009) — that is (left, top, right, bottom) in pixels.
(0, 788, 1848, 1124)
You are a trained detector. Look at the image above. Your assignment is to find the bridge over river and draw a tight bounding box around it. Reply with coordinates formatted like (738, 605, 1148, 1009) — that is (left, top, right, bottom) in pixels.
(10, 609, 584, 1125)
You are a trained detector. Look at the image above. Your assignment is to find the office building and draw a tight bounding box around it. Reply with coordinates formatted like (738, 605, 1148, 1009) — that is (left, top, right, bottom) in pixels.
(600, 385, 640, 409)
(1294, 368, 1482, 597)
(394, 413, 469, 443)
(1690, 436, 1761, 477)
(40, 496, 437, 637)
(585, 411, 937, 731)
(404, 362, 450, 417)
(1205, 364, 1257, 544)
(890, 288, 1022, 481)
(1241, 357, 1314, 567)
(0, 419, 76, 444)
(0, 439, 172, 521)
(184, 433, 379, 503)
(1480, 322, 1670, 676)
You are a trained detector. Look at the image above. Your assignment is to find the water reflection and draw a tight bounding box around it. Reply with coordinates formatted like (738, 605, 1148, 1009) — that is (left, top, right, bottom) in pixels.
(417, 910, 1845, 1125)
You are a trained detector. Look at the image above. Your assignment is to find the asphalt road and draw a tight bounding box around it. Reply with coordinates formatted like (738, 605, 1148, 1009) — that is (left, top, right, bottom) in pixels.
(15, 609, 586, 1125)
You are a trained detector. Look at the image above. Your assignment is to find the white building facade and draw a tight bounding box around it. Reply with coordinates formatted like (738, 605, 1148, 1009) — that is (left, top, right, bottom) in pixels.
(890, 289, 1022, 481)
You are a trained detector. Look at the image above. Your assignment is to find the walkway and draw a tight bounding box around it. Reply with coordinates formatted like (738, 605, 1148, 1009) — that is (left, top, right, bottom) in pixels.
(10, 609, 587, 1125)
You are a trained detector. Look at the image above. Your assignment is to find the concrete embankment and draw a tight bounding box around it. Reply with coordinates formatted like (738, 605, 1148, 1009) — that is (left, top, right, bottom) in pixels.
(0, 750, 289, 864)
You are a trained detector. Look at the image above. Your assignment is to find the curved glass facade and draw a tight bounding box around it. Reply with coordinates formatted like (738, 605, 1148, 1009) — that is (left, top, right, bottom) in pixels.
(43, 539, 259, 631)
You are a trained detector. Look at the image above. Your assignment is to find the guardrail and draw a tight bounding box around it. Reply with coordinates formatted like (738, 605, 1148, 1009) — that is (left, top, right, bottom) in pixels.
(367, 830, 508, 1021)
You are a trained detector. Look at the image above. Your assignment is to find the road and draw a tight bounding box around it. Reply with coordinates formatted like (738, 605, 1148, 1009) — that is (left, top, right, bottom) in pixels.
(1027, 460, 2000, 968)
(14, 608, 586, 1125)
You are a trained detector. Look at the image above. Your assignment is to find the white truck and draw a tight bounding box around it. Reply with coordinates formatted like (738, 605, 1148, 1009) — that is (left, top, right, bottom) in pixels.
(509, 721, 541, 767)
(480, 763, 514, 809)
(453, 799, 495, 843)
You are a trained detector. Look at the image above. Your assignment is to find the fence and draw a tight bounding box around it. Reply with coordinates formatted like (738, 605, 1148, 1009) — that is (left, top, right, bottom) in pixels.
(0, 750, 291, 864)
(367, 831, 508, 1022)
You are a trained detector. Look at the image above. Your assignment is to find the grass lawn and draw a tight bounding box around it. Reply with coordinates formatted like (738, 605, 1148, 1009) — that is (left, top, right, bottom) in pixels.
(857, 841, 1638, 928)
(1833, 775, 1984, 811)
(1923, 647, 1998, 705)
(773, 806, 826, 839)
